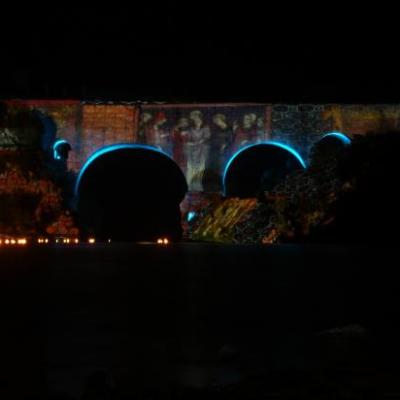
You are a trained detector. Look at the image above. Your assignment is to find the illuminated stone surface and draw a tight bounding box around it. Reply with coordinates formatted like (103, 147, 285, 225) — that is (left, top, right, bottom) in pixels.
(1, 100, 400, 238)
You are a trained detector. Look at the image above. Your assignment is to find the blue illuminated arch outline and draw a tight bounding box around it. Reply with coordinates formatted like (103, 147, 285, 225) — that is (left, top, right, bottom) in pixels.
(222, 141, 306, 195)
(53, 139, 69, 160)
(321, 132, 351, 146)
(74, 143, 172, 196)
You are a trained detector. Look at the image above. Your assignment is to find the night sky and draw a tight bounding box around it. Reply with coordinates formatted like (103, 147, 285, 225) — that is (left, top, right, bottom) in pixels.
(1, 4, 398, 102)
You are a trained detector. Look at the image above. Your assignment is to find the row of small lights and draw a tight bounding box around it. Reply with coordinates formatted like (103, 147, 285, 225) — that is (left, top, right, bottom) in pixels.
(0, 237, 97, 246)
(0, 238, 28, 246)
(1, 237, 170, 246)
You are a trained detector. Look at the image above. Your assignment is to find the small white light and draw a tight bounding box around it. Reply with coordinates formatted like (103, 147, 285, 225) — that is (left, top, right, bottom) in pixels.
(88, 238, 95, 244)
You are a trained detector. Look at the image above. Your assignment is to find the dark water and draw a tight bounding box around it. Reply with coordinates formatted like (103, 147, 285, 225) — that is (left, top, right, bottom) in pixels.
(1, 243, 400, 399)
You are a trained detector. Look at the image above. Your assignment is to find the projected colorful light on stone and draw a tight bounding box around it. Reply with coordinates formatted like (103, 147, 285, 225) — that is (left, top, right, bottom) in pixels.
(1, 99, 396, 238)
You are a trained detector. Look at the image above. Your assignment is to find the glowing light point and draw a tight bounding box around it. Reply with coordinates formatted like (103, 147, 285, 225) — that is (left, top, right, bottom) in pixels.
(17, 238, 27, 245)
(157, 238, 163, 244)
(187, 211, 196, 222)
(88, 237, 96, 244)
(163, 238, 169, 245)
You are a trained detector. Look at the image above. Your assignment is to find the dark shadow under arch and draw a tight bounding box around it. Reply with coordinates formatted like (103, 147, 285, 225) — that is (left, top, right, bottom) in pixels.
(223, 142, 306, 198)
(76, 145, 188, 241)
(310, 132, 351, 168)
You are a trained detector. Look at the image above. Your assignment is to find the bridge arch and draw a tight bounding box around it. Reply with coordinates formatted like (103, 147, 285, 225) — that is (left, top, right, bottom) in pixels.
(223, 141, 306, 198)
(75, 144, 188, 241)
(310, 131, 351, 167)
(53, 139, 71, 161)
(320, 132, 351, 146)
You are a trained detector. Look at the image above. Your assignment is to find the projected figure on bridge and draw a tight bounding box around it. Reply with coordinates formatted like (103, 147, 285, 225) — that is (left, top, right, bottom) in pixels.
(186, 110, 211, 191)
(137, 112, 153, 144)
(209, 113, 233, 171)
(172, 117, 190, 176)
(257, 116, 269, 140)
(137, 104, 268, 191)
(233, 113, 260, 151)
(148, 111, 171, 155)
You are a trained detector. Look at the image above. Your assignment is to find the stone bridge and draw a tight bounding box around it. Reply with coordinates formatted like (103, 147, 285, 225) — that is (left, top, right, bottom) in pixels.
(4, 100, 400, 196)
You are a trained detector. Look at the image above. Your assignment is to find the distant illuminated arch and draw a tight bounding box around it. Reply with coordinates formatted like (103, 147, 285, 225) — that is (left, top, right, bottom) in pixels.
(74, 143, 173, 196)
(53, 139, 69, 160)
(321, 132, 351, 146)
(222, 141, 306, 195)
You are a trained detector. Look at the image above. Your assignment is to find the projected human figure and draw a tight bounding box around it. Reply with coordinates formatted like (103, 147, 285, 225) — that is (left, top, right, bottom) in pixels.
(257, 116, 269, 140)
(172, 117, 190, 174)
(137, 112, 153, 144)
(232, 113, 258, 151)
(148, 111, 171, 155)
(209, 113, 233, 171)
(186, 110, 211, 191)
